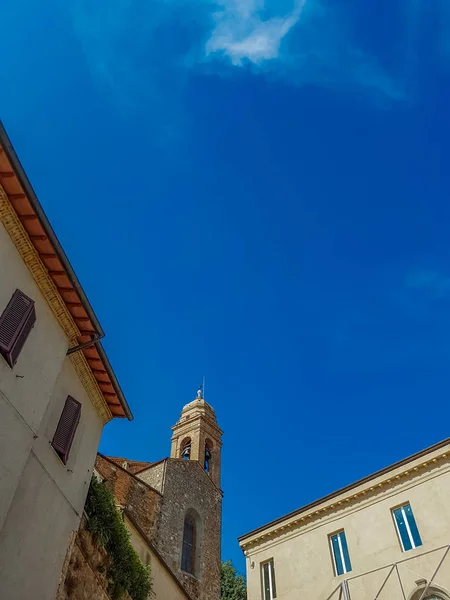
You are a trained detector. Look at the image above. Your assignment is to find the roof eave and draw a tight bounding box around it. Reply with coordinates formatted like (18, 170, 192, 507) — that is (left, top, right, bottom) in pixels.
(96, 342, 133, 420)
(0, 120, 132, 421)
(0, 121, 105, 336)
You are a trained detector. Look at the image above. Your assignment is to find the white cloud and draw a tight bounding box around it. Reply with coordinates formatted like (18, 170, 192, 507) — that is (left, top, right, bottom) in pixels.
(204, 0, 403, 100)
(70, 0, 447, 113)
(206, 0, 307, 65)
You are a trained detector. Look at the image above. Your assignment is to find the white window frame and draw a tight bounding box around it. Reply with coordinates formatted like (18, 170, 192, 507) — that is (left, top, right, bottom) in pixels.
(329, 530, 351, 576)
(392, 503, 418, 551)
(261, 559, 276, 600)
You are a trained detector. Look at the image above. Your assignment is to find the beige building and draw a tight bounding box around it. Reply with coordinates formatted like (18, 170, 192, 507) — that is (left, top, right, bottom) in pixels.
(0, 122, 132, 599)
(239, 438, 450, 600)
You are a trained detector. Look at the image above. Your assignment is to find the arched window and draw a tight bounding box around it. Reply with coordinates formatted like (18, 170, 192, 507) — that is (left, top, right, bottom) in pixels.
(180, 437, 191, 460)
(204, 440, 212, 473)
(409, 585, 450, 600)
(181, 511, 199, 575)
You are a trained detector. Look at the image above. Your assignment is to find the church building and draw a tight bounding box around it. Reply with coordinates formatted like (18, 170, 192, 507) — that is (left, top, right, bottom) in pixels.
(95, 389, 223, 600)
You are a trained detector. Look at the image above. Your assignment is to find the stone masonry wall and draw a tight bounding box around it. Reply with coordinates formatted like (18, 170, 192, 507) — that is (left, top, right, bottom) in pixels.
(56, 517, 131, 600)
(153, 459, 222, 600)
(138, 460, 167, 493)
(96, 454, 163, 541)
(95, 454, 222, 600)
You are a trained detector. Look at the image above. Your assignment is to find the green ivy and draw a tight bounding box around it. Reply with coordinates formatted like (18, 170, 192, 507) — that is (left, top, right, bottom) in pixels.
(85, 476, 152, 600)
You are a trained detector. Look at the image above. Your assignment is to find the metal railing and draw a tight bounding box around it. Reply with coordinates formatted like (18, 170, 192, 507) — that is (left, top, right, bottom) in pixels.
(325, 545, 450, 600)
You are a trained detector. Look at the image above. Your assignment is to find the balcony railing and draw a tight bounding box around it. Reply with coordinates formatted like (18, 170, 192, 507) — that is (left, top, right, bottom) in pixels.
(325, 545, 450, 600)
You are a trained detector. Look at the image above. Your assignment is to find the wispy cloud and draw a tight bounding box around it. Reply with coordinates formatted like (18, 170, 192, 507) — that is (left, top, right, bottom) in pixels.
(204, 0, 402, 100)
(206, 0, 307, 65)
(68, 0, 211, 137)
(404, 269, 450, 301)
(316, 266, 450, 376)
(67, 0, 449, 114)
(389, 267, 450, 329)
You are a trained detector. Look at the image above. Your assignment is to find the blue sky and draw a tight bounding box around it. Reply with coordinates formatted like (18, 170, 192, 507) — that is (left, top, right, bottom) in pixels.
(2, 0, 450, 573)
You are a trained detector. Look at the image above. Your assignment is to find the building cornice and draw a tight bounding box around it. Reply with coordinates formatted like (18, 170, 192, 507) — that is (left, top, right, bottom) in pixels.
(0, 184, 112, 424)
(239, 443, 450, 551)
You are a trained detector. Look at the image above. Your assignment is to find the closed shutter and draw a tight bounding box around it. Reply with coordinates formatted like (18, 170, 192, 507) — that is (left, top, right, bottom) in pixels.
(0, 290, 36, 368)
(51, 396, 81, 464)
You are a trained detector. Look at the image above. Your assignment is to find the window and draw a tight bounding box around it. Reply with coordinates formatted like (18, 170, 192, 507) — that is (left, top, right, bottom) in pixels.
(392, 503, 422, 551)
(261, 559, 276, 600)
(181, 514, 196, 574)
(181, 438, 191, 460)
(204, 440, 212, 473)
(0, 289, 36, 368)
(330, 530, 352, 576)
(51, 396, 81, 465)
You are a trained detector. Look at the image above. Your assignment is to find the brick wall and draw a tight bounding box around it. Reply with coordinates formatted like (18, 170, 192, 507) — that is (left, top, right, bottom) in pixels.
(95, 454, 163, 541)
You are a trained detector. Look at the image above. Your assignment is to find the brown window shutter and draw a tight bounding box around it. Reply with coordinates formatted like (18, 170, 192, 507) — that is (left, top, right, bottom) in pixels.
(0, 289, 36, 368)
(51, 396, 81, 465)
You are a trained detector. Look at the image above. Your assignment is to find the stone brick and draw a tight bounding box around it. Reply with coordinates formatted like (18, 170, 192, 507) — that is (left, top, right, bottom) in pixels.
(56, 516, 132, 600)
(95, 454, 162, 541)
(147, 459, 222, 600)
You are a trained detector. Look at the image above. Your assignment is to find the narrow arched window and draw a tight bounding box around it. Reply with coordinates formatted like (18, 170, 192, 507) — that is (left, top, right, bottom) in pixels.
(181, 514, 196, 574)
(181, 437, 191, 460)
(204, 440, 212, 473)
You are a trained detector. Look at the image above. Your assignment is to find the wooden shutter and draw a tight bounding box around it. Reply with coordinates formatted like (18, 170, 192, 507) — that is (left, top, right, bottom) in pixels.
(51, 396, 81, 465)
(0, 289, 36, 368)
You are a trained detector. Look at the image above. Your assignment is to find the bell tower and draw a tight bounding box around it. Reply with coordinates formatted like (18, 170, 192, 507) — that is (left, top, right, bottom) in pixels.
(170, 388, 223, 489)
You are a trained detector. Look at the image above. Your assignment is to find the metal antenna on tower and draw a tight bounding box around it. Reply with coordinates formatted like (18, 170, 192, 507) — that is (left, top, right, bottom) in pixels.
(202, 375, 206, 400)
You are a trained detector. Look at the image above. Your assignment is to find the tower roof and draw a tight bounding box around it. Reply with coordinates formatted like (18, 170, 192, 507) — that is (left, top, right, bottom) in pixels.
(172, 389, 223, 438)
(182, 396, 216, 415)
(177, 386, 219, 423)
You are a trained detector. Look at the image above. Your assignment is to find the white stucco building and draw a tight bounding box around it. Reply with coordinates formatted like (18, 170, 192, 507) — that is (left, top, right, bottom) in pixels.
(239, 438, 450, 600)
(0, 122, 133, 599)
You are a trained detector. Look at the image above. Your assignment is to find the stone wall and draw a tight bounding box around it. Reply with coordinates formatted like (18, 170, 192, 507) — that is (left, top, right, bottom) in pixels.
(95, 455, 222, 600)
(56, 517, 131, 600)
(153, 459, 222, 600)
(96, 455, 163, 541)
(138, 460, 167, 493)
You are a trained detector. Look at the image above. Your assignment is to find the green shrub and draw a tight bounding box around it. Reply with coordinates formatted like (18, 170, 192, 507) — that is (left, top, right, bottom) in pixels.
(85, 476, 151, 600)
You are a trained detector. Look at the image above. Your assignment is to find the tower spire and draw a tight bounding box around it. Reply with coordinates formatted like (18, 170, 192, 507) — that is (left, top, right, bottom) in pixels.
(197, 376, 206, 400)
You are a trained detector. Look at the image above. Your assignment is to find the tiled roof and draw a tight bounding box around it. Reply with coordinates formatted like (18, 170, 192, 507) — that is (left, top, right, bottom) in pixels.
(0, 121, 131, 420)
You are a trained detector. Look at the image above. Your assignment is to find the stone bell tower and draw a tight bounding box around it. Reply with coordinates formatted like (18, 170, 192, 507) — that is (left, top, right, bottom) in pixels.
(171, 388, 223, 489)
